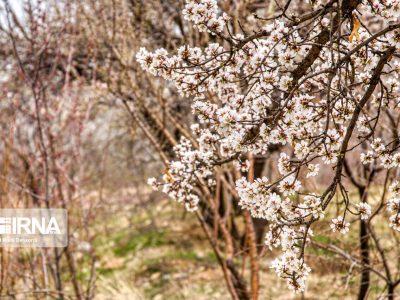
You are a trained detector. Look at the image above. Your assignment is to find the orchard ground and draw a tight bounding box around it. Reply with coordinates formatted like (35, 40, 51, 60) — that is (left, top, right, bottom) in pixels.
(91, 187, 396, 299)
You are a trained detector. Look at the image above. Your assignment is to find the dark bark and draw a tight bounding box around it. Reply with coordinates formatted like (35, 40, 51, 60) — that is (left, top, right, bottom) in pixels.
(291, 0, 361, 85)
(226, 259, 251, 300)
(388, 284, 395, 300)
(357, 184, 371, 300)
(358, 207, 370, 299)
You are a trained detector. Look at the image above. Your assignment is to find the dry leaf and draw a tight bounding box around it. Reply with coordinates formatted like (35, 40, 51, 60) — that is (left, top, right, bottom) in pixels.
(349, 14, 360, 42)
(164, 169, 174, 183)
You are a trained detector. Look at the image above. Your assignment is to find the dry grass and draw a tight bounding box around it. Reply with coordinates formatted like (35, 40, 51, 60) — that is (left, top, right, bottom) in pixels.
(92, 188, 398, 299)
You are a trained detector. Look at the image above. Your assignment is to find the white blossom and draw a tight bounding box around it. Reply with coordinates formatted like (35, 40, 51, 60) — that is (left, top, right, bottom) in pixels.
(330, 216, 350, 234)
(357, 202, 372, 220)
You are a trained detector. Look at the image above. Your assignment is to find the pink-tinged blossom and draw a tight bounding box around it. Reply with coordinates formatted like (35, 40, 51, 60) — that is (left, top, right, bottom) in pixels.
(357, 203, 372, 220)
(330, 216, 350, 234)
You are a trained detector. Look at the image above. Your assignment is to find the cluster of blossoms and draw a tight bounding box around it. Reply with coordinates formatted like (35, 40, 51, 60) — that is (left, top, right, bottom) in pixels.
(271, 249, 311, 292)
(388, 181, 400, 231)
(368, 0, 400, 21)
(148, 136, 215, 212)
(266, 225, 314, 291)
(138, 0, 400, 293)
(360, 138, 400, 168)
(361, 137, 400, 228)
(236, 176, 316, 291)
(182, 0, 229, 33)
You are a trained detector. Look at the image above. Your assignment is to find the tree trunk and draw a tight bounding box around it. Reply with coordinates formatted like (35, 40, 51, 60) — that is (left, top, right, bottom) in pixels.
(358, 188, 370, 300)
(387, 284, 395, 300)
(358, 219, 370, 300)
